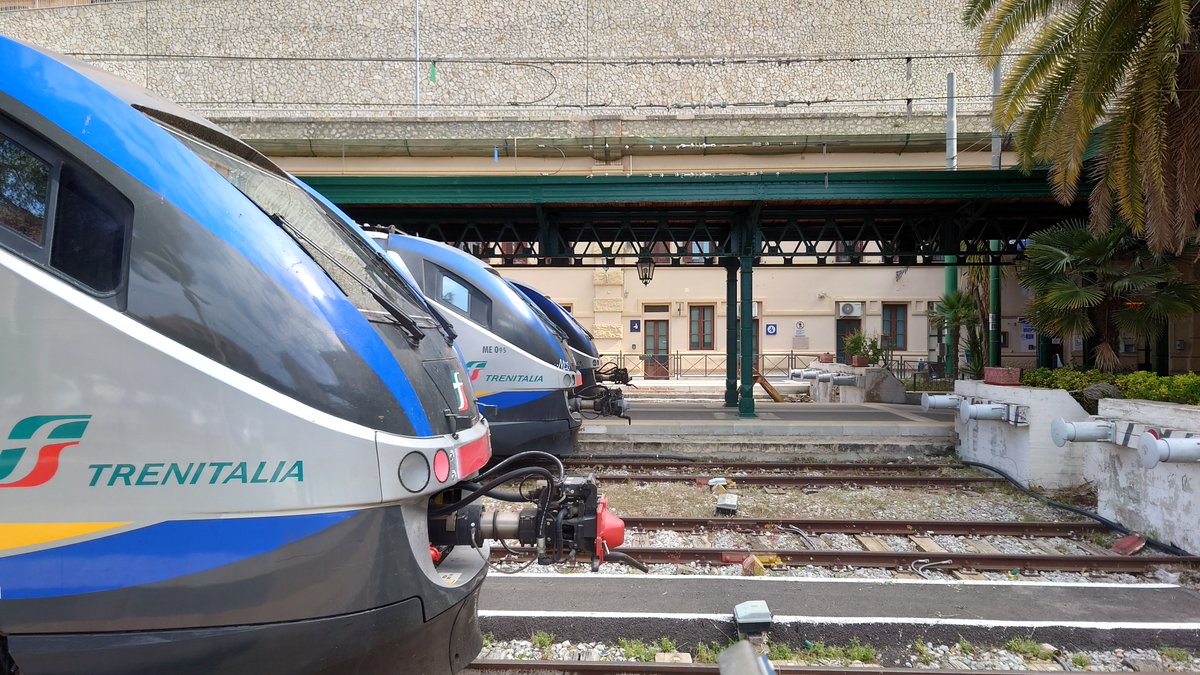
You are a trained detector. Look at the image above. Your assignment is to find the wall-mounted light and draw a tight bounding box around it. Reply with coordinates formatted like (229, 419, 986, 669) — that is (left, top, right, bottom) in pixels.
(675, 302, 684, 315)
(636, 255, 655, 286)
(1176, 339, 1186, 352)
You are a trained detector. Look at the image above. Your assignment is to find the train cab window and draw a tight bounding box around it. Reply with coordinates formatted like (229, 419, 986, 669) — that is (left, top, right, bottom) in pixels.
(430, 263, 491, 327)
(50, 163, 132, 293)
(0, 131, 50, 245)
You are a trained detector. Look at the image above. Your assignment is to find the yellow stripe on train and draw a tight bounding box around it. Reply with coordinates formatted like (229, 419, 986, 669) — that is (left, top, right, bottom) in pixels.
(0, 522, 130, 551)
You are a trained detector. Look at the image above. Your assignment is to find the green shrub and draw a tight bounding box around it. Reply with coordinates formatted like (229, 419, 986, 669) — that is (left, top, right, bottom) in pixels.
(1019, 367, 1115, 391)
(1020, 367, 1200, 407)
(1117, 371, 1200, 405)
(1071, 653, 1091, 668)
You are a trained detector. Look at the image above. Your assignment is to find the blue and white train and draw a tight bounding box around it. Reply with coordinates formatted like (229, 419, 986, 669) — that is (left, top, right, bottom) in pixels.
(0, 35, 630, 674)
(371, 233, 590, 455)
(509, 281, 632, 420)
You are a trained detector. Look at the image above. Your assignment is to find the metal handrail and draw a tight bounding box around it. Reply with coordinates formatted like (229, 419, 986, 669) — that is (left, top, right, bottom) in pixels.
(598, 351, 815, 379)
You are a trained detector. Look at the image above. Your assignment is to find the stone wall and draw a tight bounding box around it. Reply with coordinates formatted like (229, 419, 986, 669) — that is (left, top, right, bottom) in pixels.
(0, 0, 997, 138)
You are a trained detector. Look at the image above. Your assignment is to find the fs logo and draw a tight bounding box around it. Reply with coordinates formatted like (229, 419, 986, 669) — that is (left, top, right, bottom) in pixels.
(465, 361, 487, 382)
(451, 371, 469, 412)
(0, 415, 91, 488)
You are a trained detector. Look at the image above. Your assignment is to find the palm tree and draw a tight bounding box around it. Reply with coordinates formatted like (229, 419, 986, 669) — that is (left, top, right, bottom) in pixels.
(962, 0, 1200, 254)
(1017, 220, 1200, 371)
(929, 290, 980, 378)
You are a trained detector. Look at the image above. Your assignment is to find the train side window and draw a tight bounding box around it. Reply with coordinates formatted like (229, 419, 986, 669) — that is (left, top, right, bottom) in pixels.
(0, 131, 51, 246)
(50, 163, 132, 293)
(429, 264, 492, 328)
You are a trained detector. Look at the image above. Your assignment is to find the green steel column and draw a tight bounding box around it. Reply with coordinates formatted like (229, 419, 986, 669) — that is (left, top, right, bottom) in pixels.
(738, 254, 757, 418)
(989, 240, 1001, 367)
(1037, 334, 1054, 369)
(943, 256, 957, 378)
(724, 259, 738, 407)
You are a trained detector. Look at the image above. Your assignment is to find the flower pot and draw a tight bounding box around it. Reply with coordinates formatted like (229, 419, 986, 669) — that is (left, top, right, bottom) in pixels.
(819, 353, 833, 363)
(851, 356, 870, 367)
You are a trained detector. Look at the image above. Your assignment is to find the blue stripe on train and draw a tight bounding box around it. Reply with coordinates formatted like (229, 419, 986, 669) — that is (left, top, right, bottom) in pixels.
(0, 37, 430, 435)
(0, 511, 356, 599)
(478, 390, 554, 408)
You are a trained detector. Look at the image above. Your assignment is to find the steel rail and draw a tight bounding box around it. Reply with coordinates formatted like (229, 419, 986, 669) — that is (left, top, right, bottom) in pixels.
(493, 546, 1200, 573)
(562, 460, 960, 473)
(593, 475, 1002, 488)
(467, 661, 1117, 674)
(621, 517, 1107, 537)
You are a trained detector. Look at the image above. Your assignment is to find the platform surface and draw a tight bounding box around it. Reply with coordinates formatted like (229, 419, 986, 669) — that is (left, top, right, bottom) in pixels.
(479, 573, 1200, 649)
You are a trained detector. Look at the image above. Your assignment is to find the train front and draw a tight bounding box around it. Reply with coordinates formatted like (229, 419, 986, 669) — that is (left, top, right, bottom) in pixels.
(0, 36, 497, 674)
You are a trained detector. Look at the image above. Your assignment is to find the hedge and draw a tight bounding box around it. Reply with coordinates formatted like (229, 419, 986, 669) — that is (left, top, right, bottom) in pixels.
(1019, 368, 1200, 406)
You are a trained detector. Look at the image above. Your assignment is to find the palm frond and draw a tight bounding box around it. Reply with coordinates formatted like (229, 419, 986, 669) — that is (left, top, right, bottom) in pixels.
(978, 0, 1060, 65)
(1042, 281, 1105, 309)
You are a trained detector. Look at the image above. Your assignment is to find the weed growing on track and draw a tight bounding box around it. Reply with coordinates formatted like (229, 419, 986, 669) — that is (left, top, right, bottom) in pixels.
(768, 642, 795, 660)
(957, 637, 978, 655)
(1072, 653, 1091, 668)
(694, 641, 731, 663)
(1005, 638, 1054, 660)
(914, 641, 934, 665)
(1161, 647, 1193, 662)
(530, 631, 555, 658)
(617, 638, 654, 662)
(844, 639, 877, 663)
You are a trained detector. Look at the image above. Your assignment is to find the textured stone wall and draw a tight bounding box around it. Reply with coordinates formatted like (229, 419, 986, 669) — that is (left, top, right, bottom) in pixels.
(0, 0, 997, 137)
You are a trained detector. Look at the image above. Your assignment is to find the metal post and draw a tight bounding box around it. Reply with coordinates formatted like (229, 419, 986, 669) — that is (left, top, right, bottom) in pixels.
(991, 61, 1003, 170)
(943, 71, 958, 377)
(988, 62, 1003, 368)
(738, 254, 757, 418)
(724, 259, 738, 407)
(946, 72, 957, 171)
(989, 240, 1001, 367)
(1037, 334, 1054, 369)
(414, 0, 421, 117)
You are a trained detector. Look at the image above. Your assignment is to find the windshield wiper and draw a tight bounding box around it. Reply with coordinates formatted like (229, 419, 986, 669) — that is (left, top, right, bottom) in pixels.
(367, 246, 458, 345)
(269, 214, 425, 345)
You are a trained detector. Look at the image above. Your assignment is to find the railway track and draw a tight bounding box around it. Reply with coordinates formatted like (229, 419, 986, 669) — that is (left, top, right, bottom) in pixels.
(592, 474, 1001, 488)
(552, 458, 1001, 488)
(492, 517, 1200, 575)
(562, 460, 962, 474)
(621, 516, 1106, 537)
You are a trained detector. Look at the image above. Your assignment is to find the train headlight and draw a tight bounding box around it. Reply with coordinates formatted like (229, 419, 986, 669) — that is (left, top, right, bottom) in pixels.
(398, 452, 431, 493)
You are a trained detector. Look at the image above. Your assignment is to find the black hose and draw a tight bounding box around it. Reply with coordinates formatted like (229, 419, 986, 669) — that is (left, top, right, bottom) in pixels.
(456, 481, 526, 502)
(480, 450, 565, 483)
(960, 460, 1193, 557)
(430, 466, 554, 517)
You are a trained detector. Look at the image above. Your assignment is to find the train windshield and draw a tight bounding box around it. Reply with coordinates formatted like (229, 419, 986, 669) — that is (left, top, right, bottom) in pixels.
(162, 127, 433, 335)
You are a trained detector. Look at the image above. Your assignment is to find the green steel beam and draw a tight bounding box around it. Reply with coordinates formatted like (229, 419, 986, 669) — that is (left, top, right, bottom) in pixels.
(301, 168, 1069, 205)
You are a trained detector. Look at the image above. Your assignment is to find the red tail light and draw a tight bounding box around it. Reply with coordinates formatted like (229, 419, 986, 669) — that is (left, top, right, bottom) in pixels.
(457, 433, 491, 477)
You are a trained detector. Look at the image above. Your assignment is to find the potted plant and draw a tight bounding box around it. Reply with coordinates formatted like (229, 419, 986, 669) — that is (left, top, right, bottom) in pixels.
(844, 331, 883, 367)
(844, 331, 868, 367)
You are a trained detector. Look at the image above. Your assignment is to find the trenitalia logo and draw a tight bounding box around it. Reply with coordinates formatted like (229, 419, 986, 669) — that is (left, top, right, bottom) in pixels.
(451, 371, 469, 412)
(466, 361, 487, 382)
(0, 415, 91, 488)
